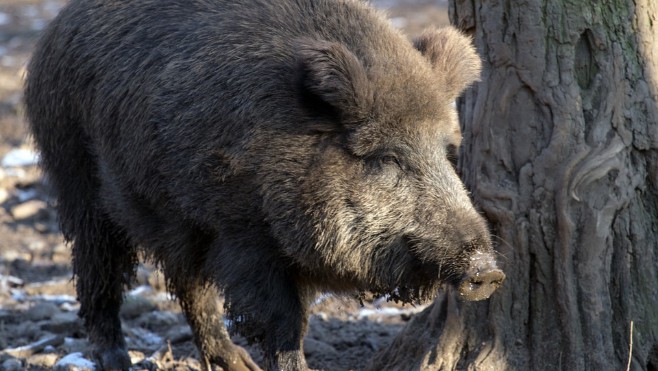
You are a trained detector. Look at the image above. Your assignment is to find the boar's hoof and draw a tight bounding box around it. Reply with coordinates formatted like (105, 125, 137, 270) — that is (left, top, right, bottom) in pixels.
(458, 268, 505, 301)
(94, 346, 131, 371)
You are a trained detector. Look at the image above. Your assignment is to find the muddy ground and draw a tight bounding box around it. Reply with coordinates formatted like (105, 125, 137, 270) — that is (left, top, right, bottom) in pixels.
(0, 1, 449, 370)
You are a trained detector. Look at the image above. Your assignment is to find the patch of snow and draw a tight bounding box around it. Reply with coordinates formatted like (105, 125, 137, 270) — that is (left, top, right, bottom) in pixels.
(224, 315, 246, 331)
(10, 289, 27, 301)
(60, 302, 80, 312)
(16, 188, 39, 202)
(152, 292, 175, 302)
(128, 285, 152, 296)
(312, 312, 329, 321)
(12, 291, 77, 305)
(2, 148, 40, 168)
(34, 294, 77, 304)
(390, 17, 408, 29)
(129, 327, 162, 346)
(0, 274, 24, 287)
(357, 304, 428, 319)
(312, 293, 331, 306)
(372, 294, 392, 307)
(358, 307, 403, 318)
(63, 337, 79, 346)
(55, 352, 96, 370)
(3, 168, 26, 178)
(31, 19, 48, 31)
(0, 12, 10, 26)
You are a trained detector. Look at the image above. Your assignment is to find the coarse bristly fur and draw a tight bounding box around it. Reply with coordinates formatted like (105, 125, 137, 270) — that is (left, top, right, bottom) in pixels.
(24, 0, 496, 370)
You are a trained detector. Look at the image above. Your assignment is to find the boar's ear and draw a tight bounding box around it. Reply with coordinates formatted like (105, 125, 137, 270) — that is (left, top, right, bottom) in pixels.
(414, 27, 482, 99)
(296, 39, 372, 125)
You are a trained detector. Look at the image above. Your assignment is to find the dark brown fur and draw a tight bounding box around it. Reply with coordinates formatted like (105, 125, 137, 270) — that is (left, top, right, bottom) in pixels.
(24, 0, 495, 370)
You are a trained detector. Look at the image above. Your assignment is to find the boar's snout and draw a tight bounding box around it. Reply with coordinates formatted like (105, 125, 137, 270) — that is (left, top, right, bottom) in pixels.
(457, 251, 505, 301)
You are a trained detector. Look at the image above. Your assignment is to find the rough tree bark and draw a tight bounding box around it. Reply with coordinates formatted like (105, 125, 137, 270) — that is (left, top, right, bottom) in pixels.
(369, 0, 658, 370)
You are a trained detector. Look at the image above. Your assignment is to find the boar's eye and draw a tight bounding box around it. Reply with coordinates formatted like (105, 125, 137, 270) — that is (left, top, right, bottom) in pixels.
(365, 152, 404, 176)
(378, 154, 405, 174)
(380, 154, 400, 167)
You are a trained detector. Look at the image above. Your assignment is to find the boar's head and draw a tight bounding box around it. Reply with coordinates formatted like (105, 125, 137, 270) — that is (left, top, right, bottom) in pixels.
(260, 27, 504, 303)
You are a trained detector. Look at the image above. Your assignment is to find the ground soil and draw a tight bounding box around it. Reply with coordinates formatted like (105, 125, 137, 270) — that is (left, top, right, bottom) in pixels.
(0, 1, 449, 370)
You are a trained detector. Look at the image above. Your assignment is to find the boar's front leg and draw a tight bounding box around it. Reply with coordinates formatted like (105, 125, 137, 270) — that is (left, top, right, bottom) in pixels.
(219, 246, 312, 371)
(173, 279, 261, 371)
(261, 292, 309, 371)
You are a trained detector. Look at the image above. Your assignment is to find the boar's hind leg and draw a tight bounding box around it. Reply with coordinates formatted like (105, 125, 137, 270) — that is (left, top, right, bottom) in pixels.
(175, 281, 261, 371)
(27, 47, 135, 368)
(69, 210, 136, 370)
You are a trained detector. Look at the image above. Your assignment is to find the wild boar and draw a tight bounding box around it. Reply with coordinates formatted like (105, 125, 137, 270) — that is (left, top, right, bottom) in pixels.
(24, 0, 505, 370)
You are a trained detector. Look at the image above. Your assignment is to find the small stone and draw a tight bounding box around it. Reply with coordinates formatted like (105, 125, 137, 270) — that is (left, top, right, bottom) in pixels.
(313, 312, 329, 321)
(41, 312, 81, 334)
(10, 199, 47, 220)
(62, 337, 88, 354)
(165, 325, 193, 344)
(0, 275, 23, 288)
(120, 295, 156, 320)
(2, 336, 64, 358)
(2, 250, 31, 261)
(26, 302, 60, 321)
(34, 222, 52, 233)
(128, 350, 146, 364)
(303, 338, 338, 358)
(24, 279, 76, 296)
(52, 243, 70, 260)
(27, 240, 46, 251)
(60, 302, 80, 312)
(53, 243, 68, 254)
(1, 358, 23, 371)
(16, 187, 39, 202)
(26, 353, 59, 368)
(140, 311, 180, 330)
(0, 188, 9, 203)
(125, 327, 163, 348)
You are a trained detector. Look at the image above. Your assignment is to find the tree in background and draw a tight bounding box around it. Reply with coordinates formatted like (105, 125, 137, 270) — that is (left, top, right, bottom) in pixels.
(370, 0, 658, 369)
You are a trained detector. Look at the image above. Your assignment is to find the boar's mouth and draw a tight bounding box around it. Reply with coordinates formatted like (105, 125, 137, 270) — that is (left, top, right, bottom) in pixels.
(402, 235, 462, 281)
(388, 237, 504, 303)
(375, 236, 455, 303)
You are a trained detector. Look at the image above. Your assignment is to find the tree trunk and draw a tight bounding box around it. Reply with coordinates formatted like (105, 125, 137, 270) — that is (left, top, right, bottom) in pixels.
(369, 0, 658, 370)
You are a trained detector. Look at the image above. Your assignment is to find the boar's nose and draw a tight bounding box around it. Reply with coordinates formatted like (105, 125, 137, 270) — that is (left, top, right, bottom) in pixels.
(458, 268, 505, 301)
(457, 250, 505, 301)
